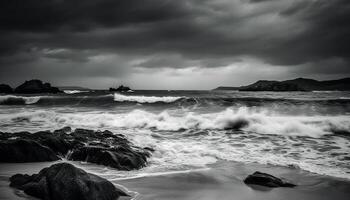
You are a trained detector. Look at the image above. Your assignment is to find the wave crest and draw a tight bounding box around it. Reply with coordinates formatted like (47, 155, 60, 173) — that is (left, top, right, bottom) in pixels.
(63, 90, 88, 94)
(113, 93, 184, 103)
(0, 95, 41, 105)
(2, 107, 349, 138)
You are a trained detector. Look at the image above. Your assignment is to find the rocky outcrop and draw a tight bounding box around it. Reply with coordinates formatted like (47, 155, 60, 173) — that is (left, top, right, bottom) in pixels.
(0, 139, 59, 162)
(9, 163, 128, 200)
(109, 85, 131, 92)
(0, 84, 13, 93)
(14, 80, 61, 94)
(244, 171, 296, 188)
(69, 145, 150, 170)
(0, 128, 152, 170)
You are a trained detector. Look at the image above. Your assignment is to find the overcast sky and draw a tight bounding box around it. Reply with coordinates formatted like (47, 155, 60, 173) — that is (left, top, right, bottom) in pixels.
(0, 0, 349, 89)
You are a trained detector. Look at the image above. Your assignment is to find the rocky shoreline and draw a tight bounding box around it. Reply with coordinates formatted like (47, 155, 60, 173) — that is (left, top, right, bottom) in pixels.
(2, 127, 348, 200)
(0, 127, 154, 199)
(0, 127, 153, 170)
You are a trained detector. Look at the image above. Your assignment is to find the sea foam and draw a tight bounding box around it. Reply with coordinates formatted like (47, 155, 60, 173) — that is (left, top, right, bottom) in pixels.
(114, 93, 184, 103)
(0, 95, 41, 105)
(1, 107, 349, 138)
(63, 90, 87, 94)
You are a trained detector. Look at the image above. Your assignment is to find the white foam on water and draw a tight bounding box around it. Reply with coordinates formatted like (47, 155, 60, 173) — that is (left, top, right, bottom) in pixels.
(1, 107, 349, 180)
(114, 93, 183, 103)
(63, 90, 88, 94)
(1, 107, 349, 137)
(0, 95, 41, 105)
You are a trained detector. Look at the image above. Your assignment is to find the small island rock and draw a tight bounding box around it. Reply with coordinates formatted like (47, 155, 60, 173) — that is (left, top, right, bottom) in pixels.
(14, 79, 61, 94)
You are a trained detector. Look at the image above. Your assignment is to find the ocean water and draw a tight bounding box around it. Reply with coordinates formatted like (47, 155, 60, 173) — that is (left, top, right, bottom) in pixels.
(0, 90, 350, 180)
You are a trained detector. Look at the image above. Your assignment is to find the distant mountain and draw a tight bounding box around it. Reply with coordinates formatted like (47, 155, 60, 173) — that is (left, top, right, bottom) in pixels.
(214, 77, 350, 91)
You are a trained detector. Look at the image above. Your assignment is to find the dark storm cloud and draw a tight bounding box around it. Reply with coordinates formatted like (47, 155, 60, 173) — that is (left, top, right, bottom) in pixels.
(0, 0, 349, 87)
(0, 0, 188, 32)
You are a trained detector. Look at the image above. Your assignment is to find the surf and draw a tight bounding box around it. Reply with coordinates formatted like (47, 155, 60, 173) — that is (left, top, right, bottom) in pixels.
(113, 93, 185, 103)
(0, 95, 41, 105)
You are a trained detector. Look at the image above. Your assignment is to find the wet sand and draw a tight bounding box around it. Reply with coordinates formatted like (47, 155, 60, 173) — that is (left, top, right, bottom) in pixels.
(1, 161, 349, 200)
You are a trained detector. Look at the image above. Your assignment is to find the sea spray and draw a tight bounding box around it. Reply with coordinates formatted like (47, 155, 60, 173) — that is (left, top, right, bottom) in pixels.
(114, 93, 184, 103)
(1, 107, 349, 137)
(0, 95, 41, 105)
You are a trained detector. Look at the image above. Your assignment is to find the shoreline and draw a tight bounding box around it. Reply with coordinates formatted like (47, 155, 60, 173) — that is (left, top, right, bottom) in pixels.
(1, 160, 349, 200)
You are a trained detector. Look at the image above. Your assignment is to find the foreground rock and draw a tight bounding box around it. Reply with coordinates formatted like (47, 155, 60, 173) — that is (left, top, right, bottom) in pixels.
(14, 79, 61, 94)
(10, 163, 128, 200)
(0, 128, 152, 170)
(69, 145, 149, 170)
(244, 171, 296, 188)
(0, 139, 59, 162)
(0, 84, 13, 93)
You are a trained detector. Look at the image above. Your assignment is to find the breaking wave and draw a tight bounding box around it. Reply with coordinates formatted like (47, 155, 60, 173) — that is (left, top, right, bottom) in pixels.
(0, 95, 41, 105)
(1, 107, 349, 138)
(63, 90, 88, 94)
(113, 93, 184, 103)
(1, 106, 349, 179)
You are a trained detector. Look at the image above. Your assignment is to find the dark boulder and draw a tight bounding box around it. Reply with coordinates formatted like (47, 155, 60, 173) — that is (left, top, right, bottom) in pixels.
(244, 171, 296, 187)
(0, 84, 13, 93)
(40, 136, 75, 156)
(0, 128, 152, 170)
(14, 79, 61, 94)
(69, 145, 150, 170)
(0, 139, 59, 162)
(10, 163, 128, 200)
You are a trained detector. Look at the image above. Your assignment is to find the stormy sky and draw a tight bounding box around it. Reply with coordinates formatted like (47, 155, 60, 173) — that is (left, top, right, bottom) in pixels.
(0, 0, 349, 89)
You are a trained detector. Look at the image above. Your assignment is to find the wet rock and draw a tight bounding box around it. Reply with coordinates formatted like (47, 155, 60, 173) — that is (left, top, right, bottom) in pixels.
(69, 145, 151, 170)
(0, 128, 152, 170)
(0, 84, 13, 93)
(10, 163, 128, 200)
(14, 79, 61, 94)
(40, 136, 74, 156)
(53, 126, 72, 135)
(244, 171, 296, 188)
(0, 139, 59, 162)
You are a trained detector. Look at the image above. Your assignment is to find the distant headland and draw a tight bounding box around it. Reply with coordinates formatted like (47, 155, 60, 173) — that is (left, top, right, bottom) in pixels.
(214, 77, 350, 91)
(0, 80, 62, 94)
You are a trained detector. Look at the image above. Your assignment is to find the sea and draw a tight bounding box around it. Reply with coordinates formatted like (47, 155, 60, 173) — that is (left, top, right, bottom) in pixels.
(0, 90, 349, 181)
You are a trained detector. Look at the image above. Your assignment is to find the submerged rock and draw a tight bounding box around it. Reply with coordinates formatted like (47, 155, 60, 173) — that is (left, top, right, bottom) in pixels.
(0, 128, 152, 170)
(0, 139, 59, 162)
(10, 163, 128, 200)
(14, 79, 61, 94)
(0, 84, 13, 93)
(244, 171, 296, 188)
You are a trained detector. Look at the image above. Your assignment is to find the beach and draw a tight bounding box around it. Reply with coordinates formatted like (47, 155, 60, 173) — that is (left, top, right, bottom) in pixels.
(1, 160, 349, 200)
